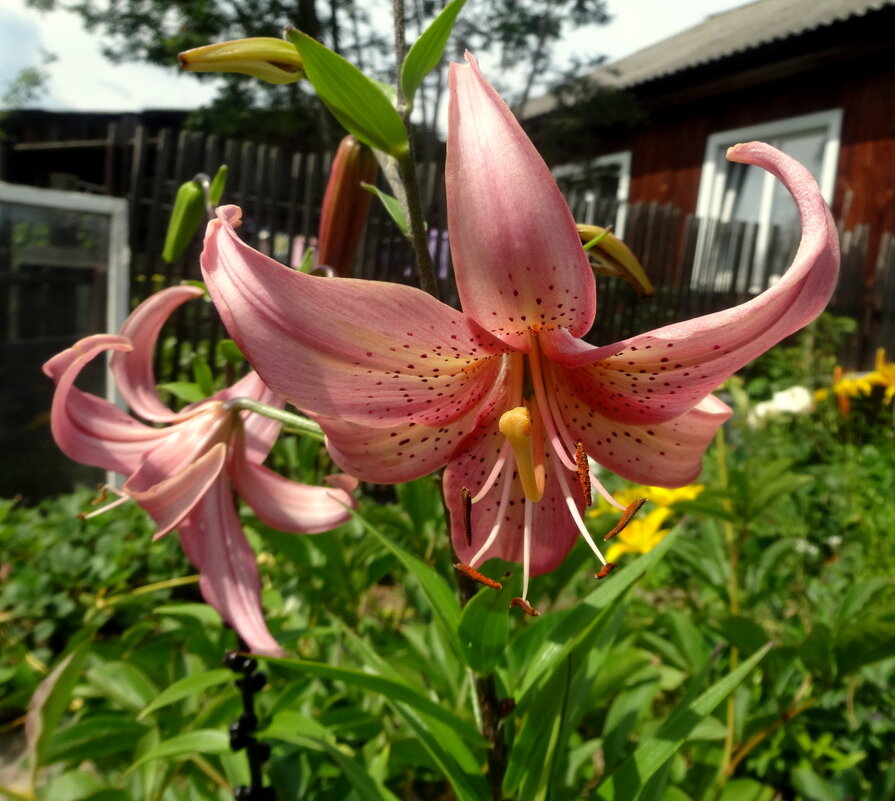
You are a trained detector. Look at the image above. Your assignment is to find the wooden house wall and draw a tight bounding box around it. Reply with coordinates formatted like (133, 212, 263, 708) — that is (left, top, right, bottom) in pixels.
(591, 48, 895, 274)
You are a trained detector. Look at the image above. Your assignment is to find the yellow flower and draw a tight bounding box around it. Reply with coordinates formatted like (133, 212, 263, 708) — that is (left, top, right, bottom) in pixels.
(606, 507, 673, 562)
(869, 348, 895, 403)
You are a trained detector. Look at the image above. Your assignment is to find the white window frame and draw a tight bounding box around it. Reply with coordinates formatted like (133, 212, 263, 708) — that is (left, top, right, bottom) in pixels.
(0, 182, 130, 405)
(692, 109, 842, 290)
(553, 150, 632, 238)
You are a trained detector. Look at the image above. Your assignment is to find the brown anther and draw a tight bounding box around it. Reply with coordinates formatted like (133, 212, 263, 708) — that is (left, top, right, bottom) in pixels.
(90, 484, 109, 506)
(453, 562, 502, 589)
(497, 698, 516, 718)
(460, 486, 472, 547)
(575, 442, 592, 507)
(510, 597, 540, 616)
(595, 562, 618, 579)
(604, 497, 647, 541)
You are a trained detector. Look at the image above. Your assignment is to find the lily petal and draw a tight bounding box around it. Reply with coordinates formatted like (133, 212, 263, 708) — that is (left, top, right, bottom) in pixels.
(201, 205, 510, 426)
(446, 53, 595, 346)
(127, 442, 228, 539)
(230, 429, 355, 533)
(540, 142, 839, 425)
(123, 406, 231, 494)
(111, 285, 206, 423)
(43, 334, 170, 474)
(177, 478, 284, 656)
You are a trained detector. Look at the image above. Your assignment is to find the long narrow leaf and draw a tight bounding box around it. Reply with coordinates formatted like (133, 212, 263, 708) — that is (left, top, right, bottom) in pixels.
(401, 0, 468, 106)
(350, 506, 462, 658)
(595, 642, 773, 800)
(260, 656, 484, 746)
(286, 29, 408, 157)
(518, 528, 680, 700)
(138, 669, 233, 720)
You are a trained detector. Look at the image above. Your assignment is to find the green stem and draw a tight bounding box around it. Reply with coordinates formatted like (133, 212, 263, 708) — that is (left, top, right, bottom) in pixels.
(456, 571, 510, 801)
(391, 0, 439, 299)
(715, 425, 740, 786)
(223, 397, 325, 440)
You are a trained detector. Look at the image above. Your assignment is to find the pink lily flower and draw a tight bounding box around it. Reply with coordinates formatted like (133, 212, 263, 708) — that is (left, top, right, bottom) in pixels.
(43, 285, 356, 654)
(198, 55, 838, 608)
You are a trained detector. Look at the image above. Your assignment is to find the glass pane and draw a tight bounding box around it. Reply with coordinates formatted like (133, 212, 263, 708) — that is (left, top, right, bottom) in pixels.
(0, 200, 112, 498)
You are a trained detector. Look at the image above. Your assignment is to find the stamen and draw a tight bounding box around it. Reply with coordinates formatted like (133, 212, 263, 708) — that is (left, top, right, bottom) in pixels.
(454, 562, 503, 589)
(528, 340, 578, 473)
(471, 440, 511, 504)
(79, 489, 130, 520)
(510, 597, 540, 616)
(460, 486, 473, 547)
(554, 465, 608, 566)
(521, 499, 533, 601)
(595, 562, 618, 579)
(470, 458, 516, 566)
(499, 407, 543, 502)
(575, 442, 592, 507)
(603, 498, 648, 541)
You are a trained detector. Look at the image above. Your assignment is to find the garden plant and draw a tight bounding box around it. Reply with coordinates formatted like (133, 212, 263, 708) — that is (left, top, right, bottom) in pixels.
(2, 2, 894, 800)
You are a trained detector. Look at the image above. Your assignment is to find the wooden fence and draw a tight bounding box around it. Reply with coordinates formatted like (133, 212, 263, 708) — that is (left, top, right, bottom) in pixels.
(28, 125, 895, 380)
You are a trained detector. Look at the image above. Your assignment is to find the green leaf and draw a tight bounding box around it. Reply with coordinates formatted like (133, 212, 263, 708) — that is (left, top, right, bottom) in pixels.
(216, 338, 245, 366)
(257, 709, 337, 746)
(300, 736, 403, 801)
(86, 662, 158, 712)
(191, 354, 214, 397)
(138, 668, 233, 720)
(799, 623, 836, 683)
(457, 582, 511, 674)
(401, 0, 468, 106)
(362, 182, 409, 235)
(44, 714, 149, 763)
(791, 767, 840, 801)
(834, 611, 895, 674)
(594, 642, 772, 800)
(25, 639, 92, 781)
(835, 577, 891, 625)
(157, 381, 206, 403)
(286, 30, 408, 157)
(719, 616, 770, 657)
(718, 778, 776, 801)
(129, 729, 230, 771)
(350, 506, 462, 658)
(260, 656, 483, 746)
(518, 527, 680, 701)
(209, 164, 228, 204)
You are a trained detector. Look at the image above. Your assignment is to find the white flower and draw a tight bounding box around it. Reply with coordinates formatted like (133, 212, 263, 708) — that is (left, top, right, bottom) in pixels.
(748, 386, 815, 427)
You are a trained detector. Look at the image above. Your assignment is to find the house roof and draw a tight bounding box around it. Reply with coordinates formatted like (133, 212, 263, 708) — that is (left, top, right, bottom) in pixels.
(523, 0, 895, 116)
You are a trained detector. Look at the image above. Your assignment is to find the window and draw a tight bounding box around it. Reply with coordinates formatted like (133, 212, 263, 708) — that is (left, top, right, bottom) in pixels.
(0, 183, 130, 496)
(553, 151, 631, 238)
(692, 110, 842, 292)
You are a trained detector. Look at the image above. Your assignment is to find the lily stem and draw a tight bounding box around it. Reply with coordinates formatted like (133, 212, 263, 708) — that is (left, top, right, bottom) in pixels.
(223, 398, 324, 441)
(456, 572, 510, 801)
(715, 425, 741, 787)
(391, 0, 440, 299)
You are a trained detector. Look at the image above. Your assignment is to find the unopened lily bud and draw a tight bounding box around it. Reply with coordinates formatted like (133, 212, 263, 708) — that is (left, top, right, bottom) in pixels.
(317, 135, 379, 277)
(179, 37, 304, 85)
(577, 224, 654, 297)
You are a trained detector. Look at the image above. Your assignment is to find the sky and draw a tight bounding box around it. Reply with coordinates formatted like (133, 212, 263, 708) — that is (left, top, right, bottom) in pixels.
(0, 0, 747, 113)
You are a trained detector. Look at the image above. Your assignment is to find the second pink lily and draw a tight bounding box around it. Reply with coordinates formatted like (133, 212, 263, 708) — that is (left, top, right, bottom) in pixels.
(44, 285, 356, 653)
(199, 55, 839, 608)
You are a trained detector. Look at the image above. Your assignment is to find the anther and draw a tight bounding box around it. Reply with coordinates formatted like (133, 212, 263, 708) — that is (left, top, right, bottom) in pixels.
(90, 484, 109, 505)
(510, 597, 540, 616)
(460, 486, 472, 547)
(454, 562, 503, 589)
(575, 442, 591, 507)
(604, 498, 647, 541)
(595, 562, 618, 579)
